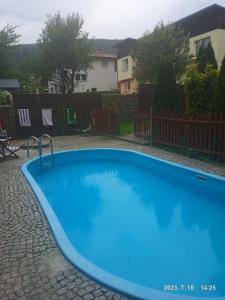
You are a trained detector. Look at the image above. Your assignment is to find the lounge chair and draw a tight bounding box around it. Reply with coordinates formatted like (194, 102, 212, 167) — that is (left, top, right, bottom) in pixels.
(77, 124, 92, 136)
(0, 129, 20, 159)
(66, 107, 77, 130)
(0, 129, 8, 139)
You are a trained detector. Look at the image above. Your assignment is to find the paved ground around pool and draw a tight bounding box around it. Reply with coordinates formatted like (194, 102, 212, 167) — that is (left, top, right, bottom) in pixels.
(0, 135, 225, 300)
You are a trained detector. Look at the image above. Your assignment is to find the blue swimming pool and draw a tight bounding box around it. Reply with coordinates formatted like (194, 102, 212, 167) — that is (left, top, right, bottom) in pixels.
(22, 149, 225, 300)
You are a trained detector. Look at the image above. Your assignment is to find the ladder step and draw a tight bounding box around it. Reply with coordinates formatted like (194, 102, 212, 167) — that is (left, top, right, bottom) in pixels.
(42, 162, 52, 167)
(41, 162, 53, 170)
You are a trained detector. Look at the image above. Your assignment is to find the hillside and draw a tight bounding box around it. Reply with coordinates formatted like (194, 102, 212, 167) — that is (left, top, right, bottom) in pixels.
(14, 39, 121, 62)
(91, 39, 120, 55)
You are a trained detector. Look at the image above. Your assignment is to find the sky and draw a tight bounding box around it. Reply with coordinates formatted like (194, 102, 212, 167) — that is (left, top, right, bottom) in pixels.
(0, 0, 225, 44)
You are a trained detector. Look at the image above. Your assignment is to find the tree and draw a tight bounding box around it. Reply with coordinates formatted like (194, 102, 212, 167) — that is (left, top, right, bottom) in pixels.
(17, 59, 44, 93)
(15, 52, 46, 93)
(38, 12, 93, 94)
(132, 22, 191, 83)
(153, 60, 179, 112)
(184, 63, 218, 112)
(214, 55, 225, 112)
(0, 24, 20, 77)
(196, 42, 217, 72)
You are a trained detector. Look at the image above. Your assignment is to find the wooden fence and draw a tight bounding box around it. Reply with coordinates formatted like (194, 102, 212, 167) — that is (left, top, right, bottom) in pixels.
(135, 111, 225, 159)
(135, 110, 152, 140)
(91, 108, 119, 134)
(13, 93, 101, 137)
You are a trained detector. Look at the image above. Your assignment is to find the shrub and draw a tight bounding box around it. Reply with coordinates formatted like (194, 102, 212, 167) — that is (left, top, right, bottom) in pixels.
(153, 60, 179, 112)
(184, 63, 218, 112)
(0, 90, 12, 105)
(196, 42, 217, 73)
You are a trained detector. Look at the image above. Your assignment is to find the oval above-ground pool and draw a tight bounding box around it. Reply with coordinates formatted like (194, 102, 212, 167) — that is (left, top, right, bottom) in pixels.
(22, 149, 225, 300)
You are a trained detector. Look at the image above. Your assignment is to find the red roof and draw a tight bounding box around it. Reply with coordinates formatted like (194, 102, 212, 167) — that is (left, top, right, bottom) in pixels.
(92, 49, 116, 59)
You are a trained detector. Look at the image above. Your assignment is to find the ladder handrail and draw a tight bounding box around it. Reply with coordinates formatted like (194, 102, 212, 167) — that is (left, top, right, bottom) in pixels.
(27, 134, 54, 169)
(27, 136, 41, 158)
(40, 134, 54, 167)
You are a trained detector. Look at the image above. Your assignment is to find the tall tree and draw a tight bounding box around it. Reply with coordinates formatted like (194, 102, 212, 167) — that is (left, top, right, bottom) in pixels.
(196, 42, 217, 72)
(214, 56, 225, 112)
(38, 12, 93, 94)
(0, 24, 20, 77)
(132, 22, 191, 83)
(154, 60, 179, 112)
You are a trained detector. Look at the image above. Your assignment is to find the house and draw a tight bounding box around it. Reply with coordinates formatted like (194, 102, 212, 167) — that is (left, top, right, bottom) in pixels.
(113, 38, 137, 95)
(0, 79, 20, 91)
(175, 4, 225, 68)
(48, 50, 117, 94)
(115, 4, 225, 95)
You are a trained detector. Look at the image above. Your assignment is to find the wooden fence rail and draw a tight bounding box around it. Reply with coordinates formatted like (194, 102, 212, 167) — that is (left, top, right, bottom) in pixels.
(12, 94, 120, 137)
(135, 111, 225, 159)
(135, 111, 152, 140)
(91, 108, 119, 134)
(13, 93, 101, 138)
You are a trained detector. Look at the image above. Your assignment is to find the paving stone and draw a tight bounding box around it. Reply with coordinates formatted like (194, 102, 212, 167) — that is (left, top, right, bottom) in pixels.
(93, 289, 104, 297)
(96, 296, 107, 300)
(84, 293, 95, 300)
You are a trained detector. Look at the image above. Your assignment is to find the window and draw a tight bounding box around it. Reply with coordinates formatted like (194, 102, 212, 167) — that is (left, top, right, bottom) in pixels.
(124, 80, 131, 91)
(75, 74, 81, 81)
(122, 58, 128, 71)
(81, 74, 87, 81)
(75, 73, 88, 81)
(195, 37, 210, 55)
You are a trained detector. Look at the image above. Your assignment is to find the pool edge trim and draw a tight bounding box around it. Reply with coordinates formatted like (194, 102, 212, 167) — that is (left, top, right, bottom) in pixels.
(21, 148, 225, 300)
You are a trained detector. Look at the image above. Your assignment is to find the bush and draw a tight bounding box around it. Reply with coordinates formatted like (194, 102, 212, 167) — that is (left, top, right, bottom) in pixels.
(214, 55, 225, 112)
(153, 60, 179, 112)
(196, 42, 217, 73)
(0, 90, 12, 105)
(184, 63, 218, 112)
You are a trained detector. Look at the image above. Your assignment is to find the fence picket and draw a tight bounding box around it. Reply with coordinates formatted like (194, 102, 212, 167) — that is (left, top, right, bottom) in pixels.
(13, 93, 102, 137)
(135, 110, 225, 160)
(91, 108, 119, 134)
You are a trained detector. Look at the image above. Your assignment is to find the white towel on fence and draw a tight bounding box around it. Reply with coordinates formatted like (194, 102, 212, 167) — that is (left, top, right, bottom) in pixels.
(42, 109, 53, 126)
(18, 109, 31, 126)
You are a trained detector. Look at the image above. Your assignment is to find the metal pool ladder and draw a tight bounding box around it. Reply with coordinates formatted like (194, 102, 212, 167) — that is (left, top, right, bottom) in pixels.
(27, 134, 54, 169)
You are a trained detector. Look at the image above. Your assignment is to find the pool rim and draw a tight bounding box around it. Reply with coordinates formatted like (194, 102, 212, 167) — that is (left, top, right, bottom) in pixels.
(21, 148, 225, 300)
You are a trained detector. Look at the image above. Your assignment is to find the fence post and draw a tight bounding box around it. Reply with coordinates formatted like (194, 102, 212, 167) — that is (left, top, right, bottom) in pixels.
(150, 106, 153, 146)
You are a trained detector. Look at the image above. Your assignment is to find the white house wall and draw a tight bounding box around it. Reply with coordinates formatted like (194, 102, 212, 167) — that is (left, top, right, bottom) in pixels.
(74, 59, 117, 92)
(48, 58, 117, 94)
(189, 29, 225, 68)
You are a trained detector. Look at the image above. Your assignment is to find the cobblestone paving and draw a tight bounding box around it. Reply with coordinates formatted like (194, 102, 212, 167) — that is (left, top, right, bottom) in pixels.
(0, 166, 131, 300)
(0, 135, 224, 300)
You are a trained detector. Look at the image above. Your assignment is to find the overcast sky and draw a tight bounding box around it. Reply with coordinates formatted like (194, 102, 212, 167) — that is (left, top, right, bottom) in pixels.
(0, 0, 225, 44)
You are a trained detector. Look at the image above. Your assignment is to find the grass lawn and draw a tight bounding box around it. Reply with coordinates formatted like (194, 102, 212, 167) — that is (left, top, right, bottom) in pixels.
(119, 121, 134, 135)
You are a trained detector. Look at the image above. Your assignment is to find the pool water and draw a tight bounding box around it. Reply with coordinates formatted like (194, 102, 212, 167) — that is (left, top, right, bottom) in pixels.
(23, 149, 225, 299)
(22, 149, 225, 300)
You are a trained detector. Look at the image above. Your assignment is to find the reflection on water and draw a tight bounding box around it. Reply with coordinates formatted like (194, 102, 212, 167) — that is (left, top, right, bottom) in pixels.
(35, 159, 225, 296)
